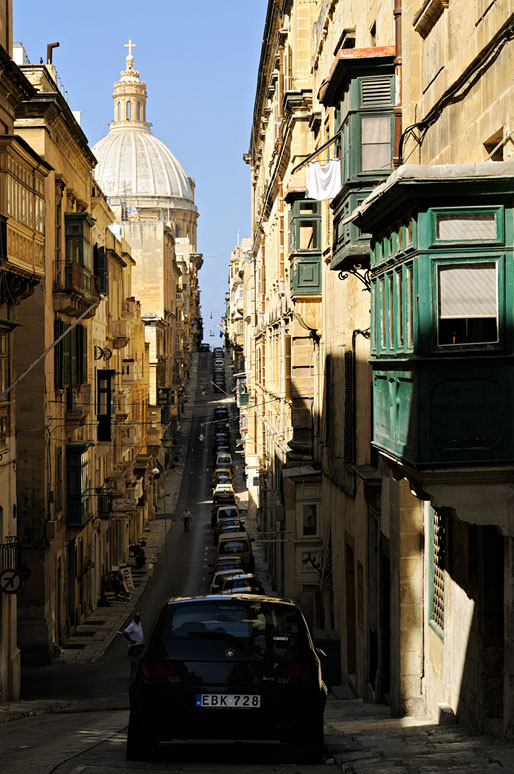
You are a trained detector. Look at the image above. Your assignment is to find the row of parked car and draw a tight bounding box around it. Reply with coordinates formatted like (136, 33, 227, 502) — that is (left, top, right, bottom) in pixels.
(212, 345, 226, 393)
(126, 349, 327, 763)
(208, 399, 262, 595)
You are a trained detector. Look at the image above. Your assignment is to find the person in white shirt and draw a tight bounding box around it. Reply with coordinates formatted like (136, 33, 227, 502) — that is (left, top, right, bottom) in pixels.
(120, 611, 144, 676)
(181, 506, 193, 532)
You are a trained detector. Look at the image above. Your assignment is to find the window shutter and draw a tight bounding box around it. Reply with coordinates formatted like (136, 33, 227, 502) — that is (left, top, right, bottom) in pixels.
(70, 324, 78, 387)
(360, 76, 393, 107)
(54, 320, 63, 389)
(78, 325, 87, 384)
(284, 334, 291, 399)
(343, 350, 354, 463)
(93, 245, 109, 295)
(438, 263, 497, 319)
(62, 322, 71, 388)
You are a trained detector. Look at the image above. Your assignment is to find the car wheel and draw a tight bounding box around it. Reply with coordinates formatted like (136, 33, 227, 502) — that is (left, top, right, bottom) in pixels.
(126, 710, 158, 761)
(292, 716, 324, 764)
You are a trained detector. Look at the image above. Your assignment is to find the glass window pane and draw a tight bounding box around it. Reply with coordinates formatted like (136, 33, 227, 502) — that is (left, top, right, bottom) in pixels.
(362, 115, 390, 143)
(362, 143, 391, 171)
(436, 212, 497, 241)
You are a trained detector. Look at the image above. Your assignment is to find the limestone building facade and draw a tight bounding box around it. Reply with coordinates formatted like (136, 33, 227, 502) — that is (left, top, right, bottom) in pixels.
(0, 0, 50, 699)
(243, 0, 514, 739)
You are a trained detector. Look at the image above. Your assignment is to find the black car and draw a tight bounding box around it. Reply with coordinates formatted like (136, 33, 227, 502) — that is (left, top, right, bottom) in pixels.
(127, 595, 326, 762)
(199, 342, 210, 352)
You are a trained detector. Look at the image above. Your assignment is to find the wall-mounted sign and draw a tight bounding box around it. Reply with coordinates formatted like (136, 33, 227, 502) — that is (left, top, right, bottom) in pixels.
(0, 568, 24, 595)
(112, 498, 137, 511)
(109, 512, 133, 521)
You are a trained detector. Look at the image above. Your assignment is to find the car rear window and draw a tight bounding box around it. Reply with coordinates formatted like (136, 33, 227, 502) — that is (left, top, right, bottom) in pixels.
(160, 600, 309, 660)
(219, 539, 249, 554)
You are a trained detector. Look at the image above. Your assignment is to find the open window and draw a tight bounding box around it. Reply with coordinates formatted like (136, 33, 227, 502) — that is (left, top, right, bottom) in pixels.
(437, 261, 498, 346)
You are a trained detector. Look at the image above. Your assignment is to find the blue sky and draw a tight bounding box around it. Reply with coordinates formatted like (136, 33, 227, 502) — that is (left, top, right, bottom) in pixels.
(14, 0, 268, 336)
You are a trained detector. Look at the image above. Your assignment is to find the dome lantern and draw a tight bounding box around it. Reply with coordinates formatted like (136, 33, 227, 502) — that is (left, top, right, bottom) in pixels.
(111, 39, 149, 128)
(93, 43, 195, 203)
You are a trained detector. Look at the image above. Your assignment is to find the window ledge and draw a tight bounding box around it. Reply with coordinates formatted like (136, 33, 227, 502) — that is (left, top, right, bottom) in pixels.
(413, 0, 449, 38)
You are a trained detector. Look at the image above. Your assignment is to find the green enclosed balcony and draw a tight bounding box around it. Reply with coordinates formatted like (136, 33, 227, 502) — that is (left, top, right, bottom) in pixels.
(353, 161, 514, 469)
(66, 442, 92, 526)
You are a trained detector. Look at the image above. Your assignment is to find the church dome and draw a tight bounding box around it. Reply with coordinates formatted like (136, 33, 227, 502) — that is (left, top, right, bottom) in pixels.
(92, 42, 193, 202)
(93, 126, 193, 200)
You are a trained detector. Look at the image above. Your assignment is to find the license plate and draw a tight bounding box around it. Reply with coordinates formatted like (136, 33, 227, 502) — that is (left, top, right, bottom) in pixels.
(195, 693, 261, 709)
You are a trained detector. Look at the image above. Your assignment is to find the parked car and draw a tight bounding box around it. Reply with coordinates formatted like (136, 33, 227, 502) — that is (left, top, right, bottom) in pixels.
(216, 523, 245, 544)
(212, 467, 233, 487)
(213, 483, 235, 500)
(209, 567, 244, 594)
(211, 503, 239, 528)
(199, 342, 210, 352)
(217, 532, 254, 573)
(220, 573, 265, 595)
(215, 452, 233, 469)
(210, 554, 244, 578)
(214, 406, 229, 419)
(214, 517, 245, 543)
(126, 595, 327, 762)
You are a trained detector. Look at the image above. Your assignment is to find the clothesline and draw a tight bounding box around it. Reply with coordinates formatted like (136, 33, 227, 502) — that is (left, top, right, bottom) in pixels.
(291, 132, 340, 174)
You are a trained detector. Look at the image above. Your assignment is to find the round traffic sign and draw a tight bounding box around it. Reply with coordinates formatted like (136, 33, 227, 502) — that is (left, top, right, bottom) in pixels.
(0, 569, 25, 595)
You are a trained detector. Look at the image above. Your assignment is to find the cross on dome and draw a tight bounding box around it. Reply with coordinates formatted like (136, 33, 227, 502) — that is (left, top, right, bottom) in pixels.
(124, 39, 136, 57)
(124, 39, 136, 70)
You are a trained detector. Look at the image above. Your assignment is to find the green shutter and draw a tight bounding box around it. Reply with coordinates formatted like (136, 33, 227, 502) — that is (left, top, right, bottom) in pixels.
(70, 325, 77, 387)
(62, 322, 71, 389)
(54, 320, 64, 389)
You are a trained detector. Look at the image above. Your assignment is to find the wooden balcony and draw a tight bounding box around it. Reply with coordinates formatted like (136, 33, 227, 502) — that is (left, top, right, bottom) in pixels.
(53, 260, 101, 318)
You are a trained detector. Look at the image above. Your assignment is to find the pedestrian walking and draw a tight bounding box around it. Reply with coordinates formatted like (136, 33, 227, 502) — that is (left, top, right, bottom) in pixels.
(120, 611, 144, 677)
(181, 506, 193, 532)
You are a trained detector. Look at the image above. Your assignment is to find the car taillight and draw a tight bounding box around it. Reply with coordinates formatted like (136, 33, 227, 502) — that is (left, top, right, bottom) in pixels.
(276, 663, 313, 684)
(141, 660, 180, 683)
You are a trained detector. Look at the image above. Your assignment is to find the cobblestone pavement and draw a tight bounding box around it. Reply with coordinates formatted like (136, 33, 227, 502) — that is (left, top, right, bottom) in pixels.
(2, 354, 514, 772)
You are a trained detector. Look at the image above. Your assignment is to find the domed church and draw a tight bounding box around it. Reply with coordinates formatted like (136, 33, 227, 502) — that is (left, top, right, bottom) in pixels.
(92, 41, 202, 424)
(93, 41, 198, 242)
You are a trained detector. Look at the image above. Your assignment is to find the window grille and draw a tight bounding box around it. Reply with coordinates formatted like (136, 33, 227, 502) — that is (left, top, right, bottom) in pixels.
(431, 508, 445, 631)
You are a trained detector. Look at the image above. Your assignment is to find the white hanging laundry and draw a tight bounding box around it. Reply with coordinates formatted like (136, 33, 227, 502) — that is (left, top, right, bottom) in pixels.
(305, 159, 342, 200)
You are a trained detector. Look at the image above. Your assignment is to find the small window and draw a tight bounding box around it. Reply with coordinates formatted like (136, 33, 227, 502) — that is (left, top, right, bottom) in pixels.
(437, 262, 498, 346)
(137, 101, 141, 120)
(302, 504, 317, 536)
(126, 101, 131, 120)
(117, 101, 121, 121)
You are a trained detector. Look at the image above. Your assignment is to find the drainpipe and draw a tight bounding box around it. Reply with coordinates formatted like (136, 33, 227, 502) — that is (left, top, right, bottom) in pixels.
(393, 0, 402, 168)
